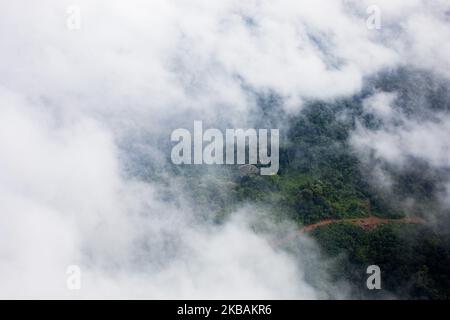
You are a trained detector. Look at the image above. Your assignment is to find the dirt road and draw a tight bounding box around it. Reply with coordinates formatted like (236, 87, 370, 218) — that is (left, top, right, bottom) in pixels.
(274, 216, 425, 247)
(299, 216, 425, 234)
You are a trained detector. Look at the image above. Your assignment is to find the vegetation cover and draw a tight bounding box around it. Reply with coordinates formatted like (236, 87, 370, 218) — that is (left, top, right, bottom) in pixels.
(168, 70, 450, 299)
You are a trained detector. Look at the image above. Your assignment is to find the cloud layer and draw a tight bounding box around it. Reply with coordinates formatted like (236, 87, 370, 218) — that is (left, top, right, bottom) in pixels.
(1, 0, 449, 298)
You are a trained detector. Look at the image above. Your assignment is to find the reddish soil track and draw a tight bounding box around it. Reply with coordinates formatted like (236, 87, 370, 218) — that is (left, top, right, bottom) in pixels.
(274, 216, 425, 247)
(299, 216, 425, 234)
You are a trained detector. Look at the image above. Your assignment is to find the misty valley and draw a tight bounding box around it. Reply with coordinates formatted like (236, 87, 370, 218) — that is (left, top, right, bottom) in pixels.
(1, 0, 450, 302)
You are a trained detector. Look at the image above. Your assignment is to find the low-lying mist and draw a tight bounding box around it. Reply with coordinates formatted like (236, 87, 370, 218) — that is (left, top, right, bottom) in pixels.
(1, 0, 450, 299)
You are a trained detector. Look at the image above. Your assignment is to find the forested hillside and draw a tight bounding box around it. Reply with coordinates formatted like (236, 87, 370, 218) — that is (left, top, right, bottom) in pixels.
(168, 69, 450, 299)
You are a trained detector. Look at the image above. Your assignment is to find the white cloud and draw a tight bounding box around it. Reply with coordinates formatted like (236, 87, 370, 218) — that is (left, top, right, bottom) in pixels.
(352, 89, 450, 170)
(1, 0, 449, 298)
(0, 86, 321, 299)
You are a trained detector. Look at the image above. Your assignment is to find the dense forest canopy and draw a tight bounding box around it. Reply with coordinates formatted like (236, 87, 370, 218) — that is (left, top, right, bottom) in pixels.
(163, 68, 450, 299)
